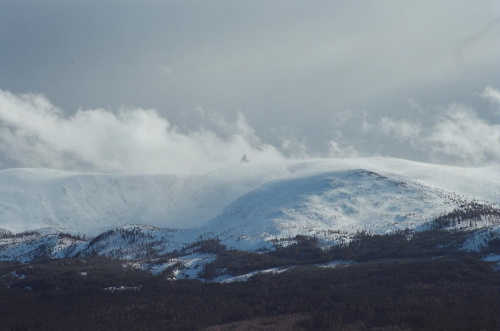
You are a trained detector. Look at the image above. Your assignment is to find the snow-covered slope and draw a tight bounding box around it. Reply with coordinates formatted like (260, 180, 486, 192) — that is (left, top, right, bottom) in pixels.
(201, 169, 470, 250)
(0, 158, 498, 235)
(82, 225, 196, 259)
(0, 229, 87, 263)
(0, 166, 286, 233)
(0, 158, 499, 265)
(0, 157, 498, 278)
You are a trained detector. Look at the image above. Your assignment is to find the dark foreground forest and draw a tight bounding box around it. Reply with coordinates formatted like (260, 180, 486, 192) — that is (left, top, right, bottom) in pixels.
(1, 257, 498, 330)
(1, 230, 499, 330)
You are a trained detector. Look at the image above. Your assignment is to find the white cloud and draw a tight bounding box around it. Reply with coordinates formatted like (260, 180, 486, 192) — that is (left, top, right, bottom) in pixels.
(330, 111, 354, 127)
(427, 104, 500, 165)
(481, 85, 500, 113)
(280, 137, 309, 159)
(328, 132, 359, 159)
(1, 85, 498, 173)
(0, 90, 283, 175)
(380, 117, 422, 147)
(379, 98, 500, 165)
(328, 140, 359, 159)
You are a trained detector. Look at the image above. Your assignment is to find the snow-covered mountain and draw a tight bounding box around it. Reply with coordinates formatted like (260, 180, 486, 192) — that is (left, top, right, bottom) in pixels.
(1, 158, 498, 233)
(0, 158, 499, 262)
(0, 166, 281, 233)
(202, 169, 463, 250)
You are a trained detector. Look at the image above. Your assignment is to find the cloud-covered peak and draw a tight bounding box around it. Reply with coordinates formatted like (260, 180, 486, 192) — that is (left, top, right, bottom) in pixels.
(0, 86, 499, 174)
(0, 89, 283, 175)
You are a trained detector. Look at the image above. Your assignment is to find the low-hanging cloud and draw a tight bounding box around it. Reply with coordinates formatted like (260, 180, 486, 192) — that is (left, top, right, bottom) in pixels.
(380, 86, 500, 166)
(381, 118, 422, 148)
(328, 131, 360, 159)
(1, 86, 499, 173)
(0, 89, 283, 175)
(427, 104, 500, 164)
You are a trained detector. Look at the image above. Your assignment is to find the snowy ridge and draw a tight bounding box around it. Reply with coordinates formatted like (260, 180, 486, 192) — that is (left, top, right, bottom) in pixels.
(201, 169, 466, 250)
(1, 158, 498, 234)
(0, 229, 87, 263)
(0, 158, 499, 263)
(83, 225, 197, 259)
(0, 167, 280, 233)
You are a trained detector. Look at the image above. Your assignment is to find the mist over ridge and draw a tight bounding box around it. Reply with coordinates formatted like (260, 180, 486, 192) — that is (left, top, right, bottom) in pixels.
(0, 157, 498, 235)
(0, 86, 499, 176)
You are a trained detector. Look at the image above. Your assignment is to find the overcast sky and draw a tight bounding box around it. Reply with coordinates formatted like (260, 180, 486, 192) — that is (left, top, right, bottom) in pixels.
(0, 1, 499, 174)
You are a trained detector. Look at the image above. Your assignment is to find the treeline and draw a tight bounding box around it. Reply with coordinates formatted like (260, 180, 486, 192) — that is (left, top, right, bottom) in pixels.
(0, 256, 498, 330)
(82, 227, 168, 259)
(431, 201, 500, 229)
(0, 229, 38, 239)
(199, 229, 478, 280)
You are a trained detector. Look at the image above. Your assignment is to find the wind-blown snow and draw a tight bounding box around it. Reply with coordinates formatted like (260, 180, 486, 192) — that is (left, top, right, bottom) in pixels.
(201, 169, 469, 250)
(0, 158, 498, 236)
(0, 165, 286, 232)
